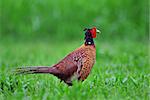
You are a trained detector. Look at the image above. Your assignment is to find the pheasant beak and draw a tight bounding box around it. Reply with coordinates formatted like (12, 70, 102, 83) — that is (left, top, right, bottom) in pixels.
(96, 29, 101, 34)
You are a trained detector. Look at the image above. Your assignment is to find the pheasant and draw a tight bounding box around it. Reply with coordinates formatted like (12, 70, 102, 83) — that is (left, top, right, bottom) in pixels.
(16, 27, 100, 85)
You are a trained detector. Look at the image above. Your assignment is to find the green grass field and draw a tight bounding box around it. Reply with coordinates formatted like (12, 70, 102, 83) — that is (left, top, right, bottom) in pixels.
(0, 39, 149, 100)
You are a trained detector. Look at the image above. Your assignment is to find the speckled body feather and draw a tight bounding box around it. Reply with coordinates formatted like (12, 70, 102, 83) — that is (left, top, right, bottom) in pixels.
(50, 44, 96, 85)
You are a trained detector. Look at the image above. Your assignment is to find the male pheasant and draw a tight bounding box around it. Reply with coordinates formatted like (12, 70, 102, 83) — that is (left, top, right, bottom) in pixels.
(16, 27, 100, 85)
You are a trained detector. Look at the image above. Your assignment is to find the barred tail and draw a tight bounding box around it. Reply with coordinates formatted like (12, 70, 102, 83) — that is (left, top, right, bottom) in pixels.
(14, 66, 52, 74)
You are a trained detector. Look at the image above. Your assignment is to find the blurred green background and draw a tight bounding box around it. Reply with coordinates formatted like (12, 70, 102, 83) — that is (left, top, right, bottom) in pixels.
(0, 0, 149, 99)
(0, 0, 148, 41)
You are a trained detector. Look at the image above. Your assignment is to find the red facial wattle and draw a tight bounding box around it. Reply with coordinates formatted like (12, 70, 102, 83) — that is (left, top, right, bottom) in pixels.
(90, 27, 97, 38)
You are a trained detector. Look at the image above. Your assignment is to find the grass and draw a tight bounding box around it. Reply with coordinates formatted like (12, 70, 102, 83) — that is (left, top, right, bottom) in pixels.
(0, 39, 149, 100)
(1, 0, 147, 40)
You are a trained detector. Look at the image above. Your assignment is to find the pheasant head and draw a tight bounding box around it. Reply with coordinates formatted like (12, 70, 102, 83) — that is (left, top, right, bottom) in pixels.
(84, 27, 100, 45)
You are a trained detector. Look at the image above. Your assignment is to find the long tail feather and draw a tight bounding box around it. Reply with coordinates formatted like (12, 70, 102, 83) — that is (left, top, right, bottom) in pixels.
(14, 66, 51, 74)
